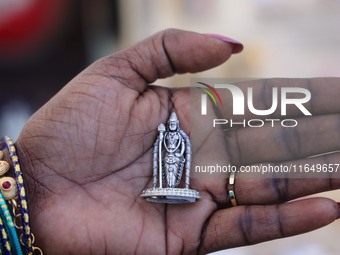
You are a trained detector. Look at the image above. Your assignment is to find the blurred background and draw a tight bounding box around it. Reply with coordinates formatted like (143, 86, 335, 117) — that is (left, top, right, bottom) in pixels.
(1, 0, 340, 254)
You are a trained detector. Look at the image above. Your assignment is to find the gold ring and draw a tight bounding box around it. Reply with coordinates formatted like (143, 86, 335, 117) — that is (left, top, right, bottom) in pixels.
(229, 171, 237, 206)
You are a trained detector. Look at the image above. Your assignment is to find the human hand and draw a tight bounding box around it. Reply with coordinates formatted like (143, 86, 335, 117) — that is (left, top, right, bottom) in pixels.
(15, 29, 340, 254)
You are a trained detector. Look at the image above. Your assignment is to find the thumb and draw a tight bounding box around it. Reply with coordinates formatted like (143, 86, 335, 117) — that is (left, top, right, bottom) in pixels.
(80, 29, 243, 93)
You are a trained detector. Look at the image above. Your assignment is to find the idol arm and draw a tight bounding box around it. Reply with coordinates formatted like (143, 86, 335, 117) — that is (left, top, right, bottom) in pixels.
(179, 130, 191, 189)
(176, 135, 185, 157)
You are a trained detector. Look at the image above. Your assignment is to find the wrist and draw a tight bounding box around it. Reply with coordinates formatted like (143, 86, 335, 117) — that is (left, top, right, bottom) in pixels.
(0, 136, 43, 254)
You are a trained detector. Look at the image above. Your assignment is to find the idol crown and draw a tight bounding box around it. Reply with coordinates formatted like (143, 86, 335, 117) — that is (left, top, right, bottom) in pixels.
(168, 112, 179, 123)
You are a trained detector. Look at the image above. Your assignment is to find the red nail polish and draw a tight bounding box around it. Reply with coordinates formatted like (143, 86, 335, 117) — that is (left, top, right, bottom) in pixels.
(336, 202, 340, 219)
(202, 34, 244, 54)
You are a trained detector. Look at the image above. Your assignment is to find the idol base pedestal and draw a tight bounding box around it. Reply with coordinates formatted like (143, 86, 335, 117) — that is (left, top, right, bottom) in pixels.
(141, 188, 201, 204)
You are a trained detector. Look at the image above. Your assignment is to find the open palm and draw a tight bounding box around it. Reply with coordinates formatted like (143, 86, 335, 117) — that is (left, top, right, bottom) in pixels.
(15, 29, 340, 255)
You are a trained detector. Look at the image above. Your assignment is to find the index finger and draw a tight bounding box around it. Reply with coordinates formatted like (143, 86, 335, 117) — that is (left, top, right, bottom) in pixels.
(215, 77, 340, 121)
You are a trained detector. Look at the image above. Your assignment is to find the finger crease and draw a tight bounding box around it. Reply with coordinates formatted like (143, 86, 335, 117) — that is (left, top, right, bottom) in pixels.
(197, 211, 215, 255)
(238, 206, 252, 245)
(272, 178, 288, 203)
(275, 204, 285, 237)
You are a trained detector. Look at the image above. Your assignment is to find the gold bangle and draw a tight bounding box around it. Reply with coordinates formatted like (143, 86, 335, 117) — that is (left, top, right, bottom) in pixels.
(229, 171, 237, 206)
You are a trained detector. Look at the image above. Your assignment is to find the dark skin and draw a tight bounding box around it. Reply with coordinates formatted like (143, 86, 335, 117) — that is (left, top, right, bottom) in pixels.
(13, 29, 340, 254)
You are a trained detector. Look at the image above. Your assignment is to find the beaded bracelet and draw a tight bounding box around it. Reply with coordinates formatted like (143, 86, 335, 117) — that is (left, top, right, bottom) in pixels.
(0, 136, 42, 255)
(0, 215, 12, 255)
(0, 149, 17, 255)
(0, 192, 22, 255)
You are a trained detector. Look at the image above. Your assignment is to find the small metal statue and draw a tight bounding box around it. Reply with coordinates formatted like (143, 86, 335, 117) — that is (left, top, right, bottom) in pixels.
(140, 112, 201, 203)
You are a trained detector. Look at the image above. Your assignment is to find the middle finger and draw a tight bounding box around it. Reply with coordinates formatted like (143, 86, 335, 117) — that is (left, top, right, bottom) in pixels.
(225, 113, 340, 166)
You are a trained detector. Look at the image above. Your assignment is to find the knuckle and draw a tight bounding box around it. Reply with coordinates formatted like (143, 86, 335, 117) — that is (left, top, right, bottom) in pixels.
(238, 206, 253, 245)
(274, 204, 285, 238)
(281, 125, 301, 157)
(271, 178, 289, 202)
(224, 129, 242, 166)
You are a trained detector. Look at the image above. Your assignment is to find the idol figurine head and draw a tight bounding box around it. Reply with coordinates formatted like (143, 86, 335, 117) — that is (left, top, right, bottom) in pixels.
(168, 112, 179, 131)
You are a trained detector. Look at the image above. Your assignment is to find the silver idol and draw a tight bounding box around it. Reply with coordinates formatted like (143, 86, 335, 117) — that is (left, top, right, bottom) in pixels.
(140, 112, 201, 203)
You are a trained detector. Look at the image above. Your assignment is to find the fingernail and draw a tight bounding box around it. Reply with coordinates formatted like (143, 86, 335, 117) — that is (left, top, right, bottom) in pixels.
(203, 34, 244, 54)
(336, 202, 340, 219)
